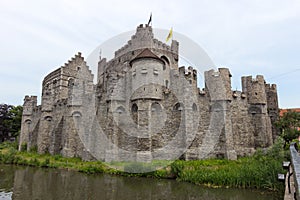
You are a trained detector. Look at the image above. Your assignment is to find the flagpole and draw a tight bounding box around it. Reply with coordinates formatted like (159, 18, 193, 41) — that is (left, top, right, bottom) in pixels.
(147, 12, 152, 26)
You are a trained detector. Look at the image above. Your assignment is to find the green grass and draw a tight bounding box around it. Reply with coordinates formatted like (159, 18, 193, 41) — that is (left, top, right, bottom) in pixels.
(171, 139, 287, 191)
(0, 140, 287, 192)
(170, 157, 283, 190)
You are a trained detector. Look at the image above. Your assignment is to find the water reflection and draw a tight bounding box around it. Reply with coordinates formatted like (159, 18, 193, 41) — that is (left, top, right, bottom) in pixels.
(0, 165, 281, 200)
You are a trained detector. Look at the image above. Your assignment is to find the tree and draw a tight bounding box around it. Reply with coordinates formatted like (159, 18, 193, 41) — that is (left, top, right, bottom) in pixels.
(275, 111, 300, 147)
(8, 105, 23, 137)
(0, 104, 23, 142)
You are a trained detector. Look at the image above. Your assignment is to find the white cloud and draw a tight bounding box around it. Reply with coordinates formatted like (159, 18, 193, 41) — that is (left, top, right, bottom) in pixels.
(0, 0, 299, 108)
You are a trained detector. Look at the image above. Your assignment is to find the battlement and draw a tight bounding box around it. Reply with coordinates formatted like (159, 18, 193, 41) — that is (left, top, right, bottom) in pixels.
(252, 75, 265, 82)
(242, 75, 267, 105)
(114, 24, 177, 58)
(178, 66, 197, 82)
(204, 68, 232, 101)
(205, 68, 232, 77)
(23, 95, 38, 116)
(265, 83, 277, 91)
(24, 95, 37, 103)
(231, 91, 247, 100)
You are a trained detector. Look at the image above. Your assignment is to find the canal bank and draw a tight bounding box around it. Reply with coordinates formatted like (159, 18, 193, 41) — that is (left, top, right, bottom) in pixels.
(0, 140, 287, 198)
(0, 164, 282, 200)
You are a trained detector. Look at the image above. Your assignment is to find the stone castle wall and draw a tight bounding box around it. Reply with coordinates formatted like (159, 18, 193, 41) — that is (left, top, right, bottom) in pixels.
(19, 24, 279, 161)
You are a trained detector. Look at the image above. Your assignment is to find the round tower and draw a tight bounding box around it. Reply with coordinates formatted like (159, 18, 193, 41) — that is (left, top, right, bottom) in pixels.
(130, 48, 165, 100)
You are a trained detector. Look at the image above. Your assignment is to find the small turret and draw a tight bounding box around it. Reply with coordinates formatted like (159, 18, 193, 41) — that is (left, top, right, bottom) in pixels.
(242, 75, 267, 105)
(178, 66, 197, 89)
(23, 95, 37, 116)
(205, 68, 232, 101)
(19, 95, 38, 151)
(265, 83, 279, 141)
(265, 84, 278, 109)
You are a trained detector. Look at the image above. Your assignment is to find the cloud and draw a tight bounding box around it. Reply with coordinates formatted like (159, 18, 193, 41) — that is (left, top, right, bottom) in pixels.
(0, 0, 299, 108)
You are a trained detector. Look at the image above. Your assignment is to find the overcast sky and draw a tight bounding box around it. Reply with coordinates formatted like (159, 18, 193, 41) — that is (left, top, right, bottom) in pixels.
(0, 0, 299, 108)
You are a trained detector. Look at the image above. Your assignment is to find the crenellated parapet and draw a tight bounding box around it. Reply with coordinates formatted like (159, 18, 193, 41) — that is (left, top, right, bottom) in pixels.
(265, 83, 279, 141)
(265, 83, 278, 109)
(242, 75, 267, 105)
(114, 24, 176, 58)
(22, 95, 38, 116)
(204, 68, 232, 101)
(178, 66, 198, 88)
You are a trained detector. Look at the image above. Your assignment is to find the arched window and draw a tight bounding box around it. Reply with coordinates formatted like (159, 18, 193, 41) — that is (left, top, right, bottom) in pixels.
(24, 119, 32, 124)
(210, 102, 223, 112)
(68, 78, 74, 87)
(161, 56, 170, 65)
(44, 116, 53, 121)
(165, 80, 169, 88)
(72, 111, 82, 118)
(151, 102, 162, 112)
(131, 104, 138, 112)
(116, 106, 125, 114)
(173, 103, 183, 111)
(161, 56, 169, 71)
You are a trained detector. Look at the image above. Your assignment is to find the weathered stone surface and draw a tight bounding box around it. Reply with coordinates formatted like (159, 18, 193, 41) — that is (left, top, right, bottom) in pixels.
(19, 24, 279, 161)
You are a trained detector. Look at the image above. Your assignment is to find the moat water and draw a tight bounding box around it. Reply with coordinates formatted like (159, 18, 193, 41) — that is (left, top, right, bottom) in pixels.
(0, 164, 282, 200)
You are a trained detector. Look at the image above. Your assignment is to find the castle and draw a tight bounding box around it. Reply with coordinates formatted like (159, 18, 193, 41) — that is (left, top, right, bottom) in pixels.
(19, 24, 279, 162)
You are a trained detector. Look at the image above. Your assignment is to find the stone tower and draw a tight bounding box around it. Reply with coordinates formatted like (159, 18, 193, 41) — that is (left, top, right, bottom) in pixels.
(203, 68, 237, 160)
(19, 95, 38, 151)
(242, 75, 273, 147)
(265, 84, 279, 141)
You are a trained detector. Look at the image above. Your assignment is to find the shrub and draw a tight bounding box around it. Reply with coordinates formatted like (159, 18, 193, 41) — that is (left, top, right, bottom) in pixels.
(78, 165, 104, 174)
(20, 143, 27, 152)
(41, 158, 50, 167)
(29, 145, 38, 153)
(28, 158, 40, 166)
(53, 154, 62, 161)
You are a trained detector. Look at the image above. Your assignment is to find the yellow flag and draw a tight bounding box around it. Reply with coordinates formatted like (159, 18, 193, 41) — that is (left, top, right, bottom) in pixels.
(166, 27, 173, 42)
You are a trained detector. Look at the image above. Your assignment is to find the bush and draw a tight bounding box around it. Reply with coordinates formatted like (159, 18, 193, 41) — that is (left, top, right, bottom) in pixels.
(53, 154, 62, 160)
(29, 145, 38, 153)
(0, 147, 17, 164)
(0, 141, 18, 150)
(28, 158, 40, 166)
(41, 158, 50, 167)
(20, 143, 27, 152)
(78, 165, 104, 174)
